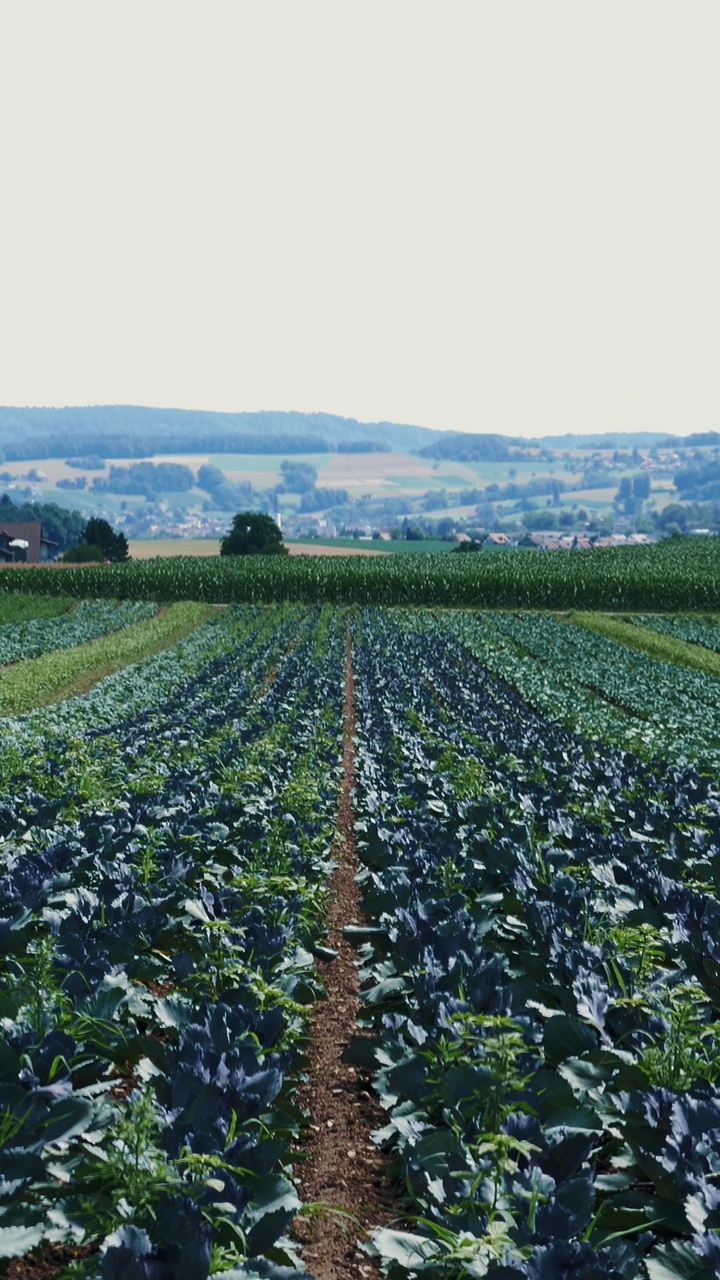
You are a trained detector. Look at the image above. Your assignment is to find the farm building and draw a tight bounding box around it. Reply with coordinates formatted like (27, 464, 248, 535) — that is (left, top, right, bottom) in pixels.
(0, 520, 57, 563)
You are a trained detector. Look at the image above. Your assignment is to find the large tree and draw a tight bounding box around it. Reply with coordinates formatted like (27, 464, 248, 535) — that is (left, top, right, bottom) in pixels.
(63, 517, 130, 562)
(86, 517, 129, 561)
(220, 512, 288, 556)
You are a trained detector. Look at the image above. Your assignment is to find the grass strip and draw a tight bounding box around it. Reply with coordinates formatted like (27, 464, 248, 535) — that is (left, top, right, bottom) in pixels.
(569, 611, 720, 677)
(0, 601, 214, 714)
(0, 591, 77, 625)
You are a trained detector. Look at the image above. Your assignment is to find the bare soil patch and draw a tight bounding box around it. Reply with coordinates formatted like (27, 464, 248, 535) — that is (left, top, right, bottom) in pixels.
(292, 625, 400, 1279)
(287, 543, 384, 557)
(124, 538, 384, 558)
(6, 1244, 97, 1280)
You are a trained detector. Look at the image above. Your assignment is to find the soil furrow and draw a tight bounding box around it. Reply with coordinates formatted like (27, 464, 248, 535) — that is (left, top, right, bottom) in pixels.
(292, 622, 399, 1279)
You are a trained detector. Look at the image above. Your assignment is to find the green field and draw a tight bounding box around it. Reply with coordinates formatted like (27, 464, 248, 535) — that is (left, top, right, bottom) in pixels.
(1, 533, 718, 610)
(1, 592, 720, 1276)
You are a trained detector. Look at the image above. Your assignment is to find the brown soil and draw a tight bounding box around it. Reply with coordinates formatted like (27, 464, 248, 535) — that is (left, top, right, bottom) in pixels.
(255, 629, 299, 701)
(287, 544, 385, 557)
(6, 1244, 97, 1280)
(291, 625, 400, 1279)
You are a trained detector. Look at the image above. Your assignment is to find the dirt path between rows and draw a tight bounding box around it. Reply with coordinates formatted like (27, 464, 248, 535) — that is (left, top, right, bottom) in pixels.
(292, 625, 399, 1279)
(6, 622, 399, 1280)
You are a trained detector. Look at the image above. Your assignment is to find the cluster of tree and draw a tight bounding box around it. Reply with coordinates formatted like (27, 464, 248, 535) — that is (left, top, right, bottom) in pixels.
(420, 486, 493, 513)
(66, 455, 106, 470)
(57, 476, 87, 490)
(196, 464, 266, 512)
(0, 431, 335, 463)
(614, 473, 652, 514)
(337, 440, 390, 453)
(0, 469, 46, 484)
(186, 433, 331, 455)
(581, 467, 613, 488)
(298, 488, 350, 512)
(653, 501, 720, 533)
(0, 493, 85, 552)
(420, 488, 449, 512)
(1, 435, 152, 462)
(91, 462, 196, 496)
(674, 460, 720, 502)
(519, 509, 582, 530)
(616, 474, 651, 499)
(662, 432, 720, 449)
(484, 476, 565, 504)
(374, 517, 465, 541)
(62, 517, 130, 563)
(353, 496, 408, 519)
(570, 432, 666, 450)
(514, 510, 552, 530)
(277, 461, 317, 493)
(78, 465, 343, 518)
(310, 495, 407, 527)
(419, 432, 518, 462)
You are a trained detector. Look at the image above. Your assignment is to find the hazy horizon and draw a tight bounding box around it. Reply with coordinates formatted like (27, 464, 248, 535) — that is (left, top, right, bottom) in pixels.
(0, 400, 710, 442)
(1, 2, 717, 438)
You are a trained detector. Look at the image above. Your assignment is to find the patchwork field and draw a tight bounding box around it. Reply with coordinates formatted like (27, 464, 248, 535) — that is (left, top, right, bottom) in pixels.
(3, 449, 497, 501)
(0, 444, 672, 529)
(1, 574, 720, 1278)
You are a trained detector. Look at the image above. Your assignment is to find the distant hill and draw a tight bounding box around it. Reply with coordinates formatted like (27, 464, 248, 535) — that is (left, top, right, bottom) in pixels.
(0, 405, 700, 465)
(421, 429, 710, 461)
(0, 406, 440, 461)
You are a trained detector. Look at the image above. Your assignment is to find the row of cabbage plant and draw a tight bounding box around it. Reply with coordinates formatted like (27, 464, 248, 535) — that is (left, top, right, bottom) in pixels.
(436, 609, 720, 770)
(0, 604, 313, 822)
(0, 604, 345, 1278)
(0, 599, 158, 666)
(630, 613, 720, 654)
(351, 608, 720, 1280)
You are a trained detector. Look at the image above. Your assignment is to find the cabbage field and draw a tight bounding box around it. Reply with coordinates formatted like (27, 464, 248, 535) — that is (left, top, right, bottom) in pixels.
(1, 593, 720, 1279)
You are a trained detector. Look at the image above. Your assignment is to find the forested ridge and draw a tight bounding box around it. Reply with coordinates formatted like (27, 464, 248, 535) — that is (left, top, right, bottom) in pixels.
(0, 405, 702, 463)
(0, 406, 438, 459)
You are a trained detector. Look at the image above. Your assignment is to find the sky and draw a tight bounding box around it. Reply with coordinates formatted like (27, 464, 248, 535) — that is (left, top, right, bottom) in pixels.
(0, 1, 717, 438)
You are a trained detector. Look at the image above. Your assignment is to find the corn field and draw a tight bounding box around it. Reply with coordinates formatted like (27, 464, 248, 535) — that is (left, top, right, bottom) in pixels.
(0, 537, 718, 609)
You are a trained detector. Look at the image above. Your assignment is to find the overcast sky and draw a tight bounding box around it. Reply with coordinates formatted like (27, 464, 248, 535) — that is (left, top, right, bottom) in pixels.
(0, 1, 717, 437)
